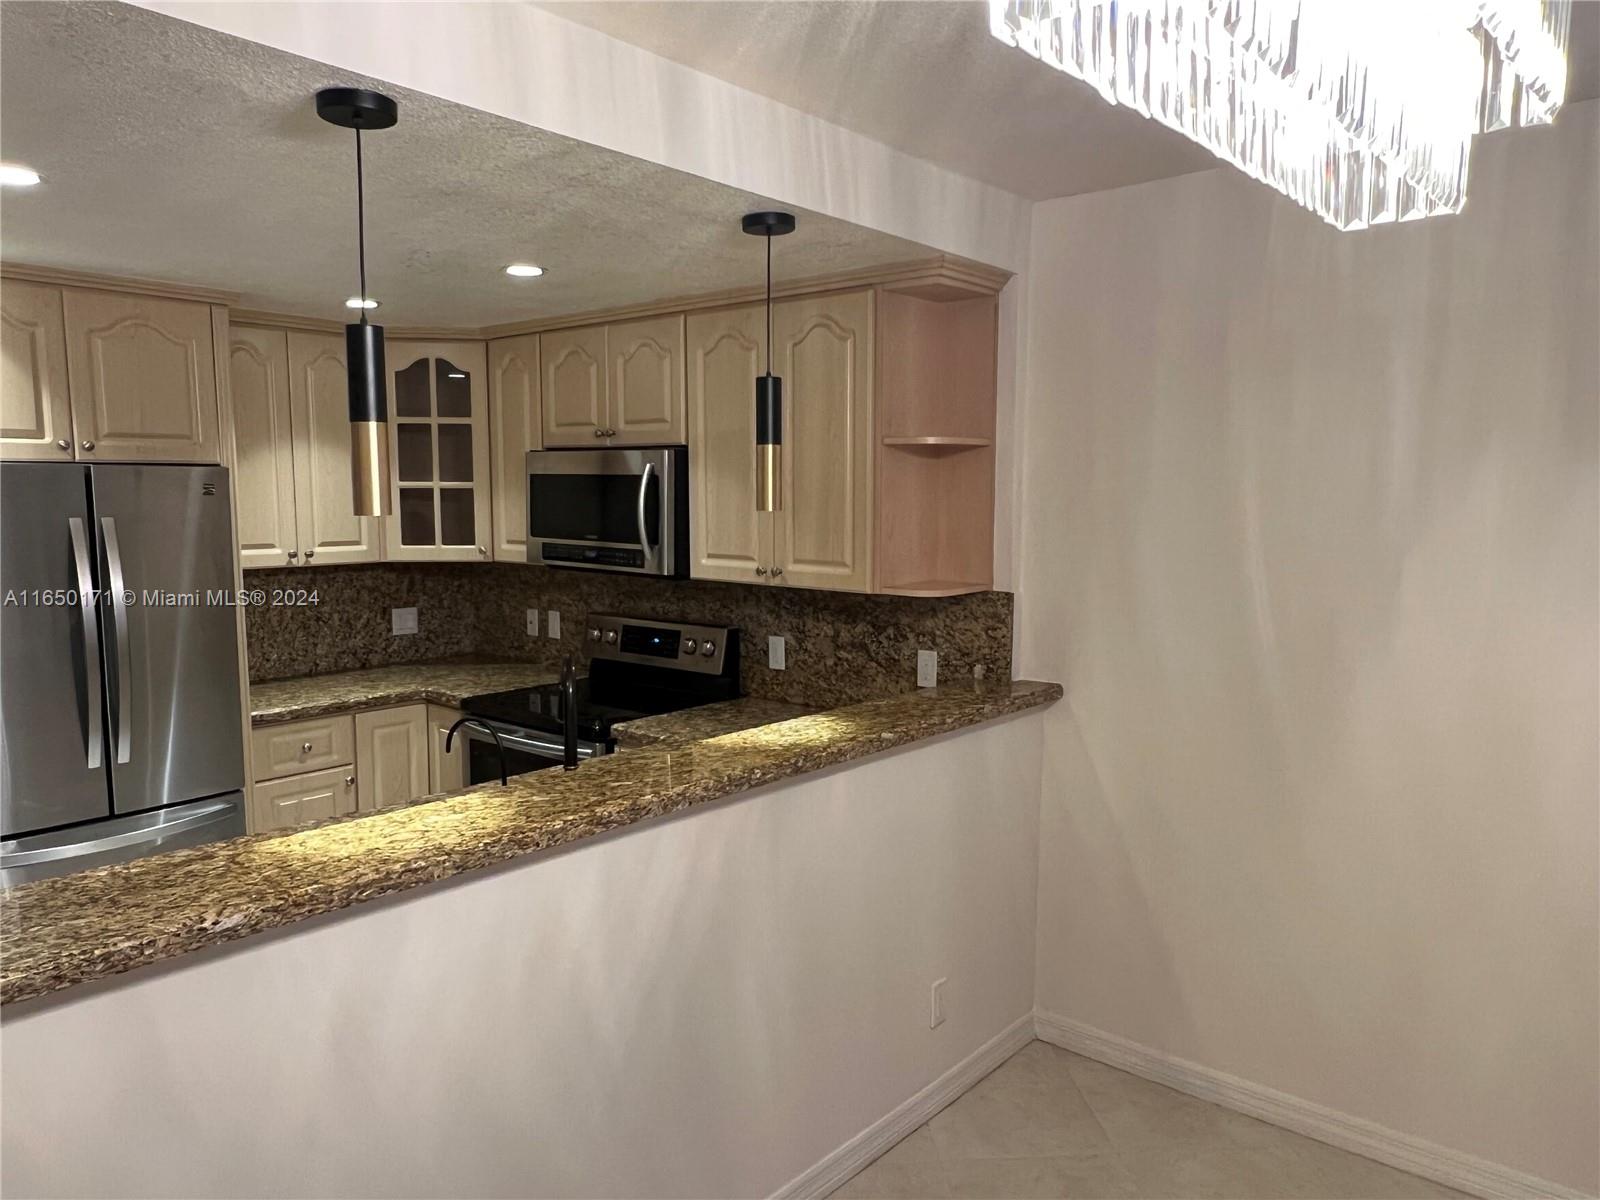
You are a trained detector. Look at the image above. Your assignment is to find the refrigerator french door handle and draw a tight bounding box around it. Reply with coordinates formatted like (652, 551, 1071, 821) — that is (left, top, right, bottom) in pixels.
(636, 461, 656, 563)
(100, 516, 133, 765)
(66, 517, 105, 770)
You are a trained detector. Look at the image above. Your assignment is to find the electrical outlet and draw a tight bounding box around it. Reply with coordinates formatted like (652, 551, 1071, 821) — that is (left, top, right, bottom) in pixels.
(917, 649, 938, 688)
(391, 607, 418, 636)
(525, 609, 539, 637)
(768, 635, 786, 670)
(930, 978, 947, 1028)
(547, 609, 561, 640)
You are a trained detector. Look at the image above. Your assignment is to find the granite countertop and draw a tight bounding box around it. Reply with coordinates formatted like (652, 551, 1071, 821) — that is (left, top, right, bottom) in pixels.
(611, 697, 816, 749)
(0, 680, 1060, 1006)
(249, 662, 561, 725)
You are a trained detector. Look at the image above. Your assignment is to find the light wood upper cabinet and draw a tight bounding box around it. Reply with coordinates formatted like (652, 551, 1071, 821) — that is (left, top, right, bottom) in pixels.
(1, 280, 74, 460)
(771, 290, 874, 592)
(488, 334, 540, 563)
(428, 704, 466, 795)
(228, 326, 298, 568)
(385, 341, 492, 562)
(61, 288, 220, 463)
(540, 325, 607, 446)
(686, 305, 769, 583)
(355, 705, 430, 812)
(608, 314, 684, 444)
(287, 331, 381, 565)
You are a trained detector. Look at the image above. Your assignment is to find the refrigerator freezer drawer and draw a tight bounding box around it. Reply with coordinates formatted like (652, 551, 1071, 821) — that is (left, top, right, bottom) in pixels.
(0, 792, 245, 888)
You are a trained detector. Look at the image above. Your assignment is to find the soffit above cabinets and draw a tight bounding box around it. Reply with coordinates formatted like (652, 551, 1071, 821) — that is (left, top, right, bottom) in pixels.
(0, 1, 945, 330)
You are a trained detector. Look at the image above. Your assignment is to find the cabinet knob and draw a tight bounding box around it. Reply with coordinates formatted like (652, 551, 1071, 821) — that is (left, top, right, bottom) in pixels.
(303, 549, 315, 560)
(755, 566, 768, 576)
(593, 428, 606, 438)
(605, 428, 617, 438)
(287, 550, 299, 560)
(477, 545, 487, 557)
(302, 742, 314, 754)
(55, 439, 70, 451)
(80, 440, 95, 452)
(771, 566, 784, 578)
(345, 775, 355, 787)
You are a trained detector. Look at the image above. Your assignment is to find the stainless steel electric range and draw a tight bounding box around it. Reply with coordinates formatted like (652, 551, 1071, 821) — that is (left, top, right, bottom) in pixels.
(457, 615, 740, 783)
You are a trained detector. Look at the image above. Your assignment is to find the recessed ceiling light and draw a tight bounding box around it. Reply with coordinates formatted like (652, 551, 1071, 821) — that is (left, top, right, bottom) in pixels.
(504, 263, 545, 278)
(0, 163, 42, 187)
(345, 296, 380, 310)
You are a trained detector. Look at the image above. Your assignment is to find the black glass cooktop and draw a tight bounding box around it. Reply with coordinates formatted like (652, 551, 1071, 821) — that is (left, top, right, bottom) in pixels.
(462, 679, 679, 742)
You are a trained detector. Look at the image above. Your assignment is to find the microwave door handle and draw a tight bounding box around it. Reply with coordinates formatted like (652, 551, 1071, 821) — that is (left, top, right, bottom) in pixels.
(636, 461, 656, 563)
(67, 517, 105, 770)
(100, 517, 133, 765)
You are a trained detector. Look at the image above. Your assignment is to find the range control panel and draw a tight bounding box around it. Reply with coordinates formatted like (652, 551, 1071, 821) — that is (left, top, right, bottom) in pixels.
(585, 615, 735, 676)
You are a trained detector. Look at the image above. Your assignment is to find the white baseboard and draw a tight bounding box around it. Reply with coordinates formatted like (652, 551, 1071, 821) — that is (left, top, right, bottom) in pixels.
(771, 1012, 1036, 1199)
(1033, 1010, 1594, 1200)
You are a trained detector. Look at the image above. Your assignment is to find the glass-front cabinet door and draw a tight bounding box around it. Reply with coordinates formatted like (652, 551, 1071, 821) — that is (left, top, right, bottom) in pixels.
(384, 341, 492, 561)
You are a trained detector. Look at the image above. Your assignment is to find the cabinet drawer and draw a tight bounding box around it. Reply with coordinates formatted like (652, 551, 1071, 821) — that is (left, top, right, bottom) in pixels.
(249, 766, 357, 833)
(251, 714, 355, 781)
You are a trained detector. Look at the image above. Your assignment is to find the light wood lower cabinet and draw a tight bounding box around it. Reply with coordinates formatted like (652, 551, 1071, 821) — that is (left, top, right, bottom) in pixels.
(428, 704, 465, 794)
(250, 714, 356, 782)
(249, 766, 356, 832)
(354, 705, 430, 812)
(1, 279, 74, 461)
(487, 334, 540, 562)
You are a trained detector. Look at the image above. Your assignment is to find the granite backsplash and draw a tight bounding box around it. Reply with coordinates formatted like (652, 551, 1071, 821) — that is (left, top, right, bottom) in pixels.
(246, 563, 1012, 708)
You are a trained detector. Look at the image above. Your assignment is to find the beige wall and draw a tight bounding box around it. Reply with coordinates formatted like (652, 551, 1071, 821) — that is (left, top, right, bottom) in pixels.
(1, 715, 1043, 1198)
(1017, 102, 1599, 1192)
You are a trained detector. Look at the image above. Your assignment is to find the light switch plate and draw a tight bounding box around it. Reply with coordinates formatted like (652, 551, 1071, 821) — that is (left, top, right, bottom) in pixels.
(547, 609, 561, 640)
(768, 635, 786, 671)
(525, 609, 539, 637)
(392, 607, 418, 637)
(917, 649, 938, 688)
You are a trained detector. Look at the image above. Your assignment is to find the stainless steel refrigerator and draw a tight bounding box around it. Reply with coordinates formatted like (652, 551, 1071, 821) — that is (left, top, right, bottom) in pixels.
(1, 462, 246, 886)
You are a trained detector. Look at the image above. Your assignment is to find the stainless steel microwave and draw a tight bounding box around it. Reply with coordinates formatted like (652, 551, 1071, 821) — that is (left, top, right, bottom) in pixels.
(525, 446, 689, 577)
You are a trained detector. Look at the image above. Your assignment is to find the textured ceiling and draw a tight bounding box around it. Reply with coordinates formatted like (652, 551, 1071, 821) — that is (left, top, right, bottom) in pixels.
(540, 0, 1600, 202)
(0, 2, 939, 328)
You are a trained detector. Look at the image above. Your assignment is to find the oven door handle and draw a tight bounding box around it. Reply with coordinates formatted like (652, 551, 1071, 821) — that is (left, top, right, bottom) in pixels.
(464, 724, 602, 760)
(636, 461, 656, 564)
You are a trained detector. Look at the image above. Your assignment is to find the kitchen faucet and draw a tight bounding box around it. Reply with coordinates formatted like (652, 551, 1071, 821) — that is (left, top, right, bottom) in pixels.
(443, 716, 508, 786)
(560, 654, 580, 770)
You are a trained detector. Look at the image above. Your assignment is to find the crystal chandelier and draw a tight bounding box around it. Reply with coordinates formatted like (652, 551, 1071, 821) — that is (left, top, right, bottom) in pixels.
(989, 0, 1573, 229)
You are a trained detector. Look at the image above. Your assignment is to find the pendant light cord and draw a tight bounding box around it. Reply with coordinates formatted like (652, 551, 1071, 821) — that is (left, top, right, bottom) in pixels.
(355, 127, 368, 326)
(765, 232, 772, 374)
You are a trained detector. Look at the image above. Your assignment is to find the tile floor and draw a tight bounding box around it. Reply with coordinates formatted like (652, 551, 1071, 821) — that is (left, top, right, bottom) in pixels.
(831, 1041, 1468, 1200)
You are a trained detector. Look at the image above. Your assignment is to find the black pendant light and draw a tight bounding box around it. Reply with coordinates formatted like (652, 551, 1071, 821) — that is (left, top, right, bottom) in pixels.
(742, 210, 795, 513)
(316, 87, 398, 518)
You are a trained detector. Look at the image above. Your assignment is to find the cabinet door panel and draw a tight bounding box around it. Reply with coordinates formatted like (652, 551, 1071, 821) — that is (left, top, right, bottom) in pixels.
(229, 326, 298, 568)
(608, 314, 684, 443)
(0, 280, 74, 460)
(384, 341, 491, 562)
(249, 766, 356, 833)
(488, 334, 540, 562)
(287, 331, 380, 564)
(355, 705, 430, 812)
(539, 325, 607, 446)
(686, 306, 771, 583)
(62, 289, 220, 463)
(773, 291, 873, 592)
(428, 704, 465, 795)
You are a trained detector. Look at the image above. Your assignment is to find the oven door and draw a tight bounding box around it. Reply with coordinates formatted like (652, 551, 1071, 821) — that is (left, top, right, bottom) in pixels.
(463, 722, 605, 784)
(525, 447, 682, 576)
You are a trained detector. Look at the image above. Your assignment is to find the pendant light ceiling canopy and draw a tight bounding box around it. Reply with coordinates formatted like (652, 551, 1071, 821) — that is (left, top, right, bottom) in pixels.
(743, 210, 796, 515)
(316, 86, 398, 519)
